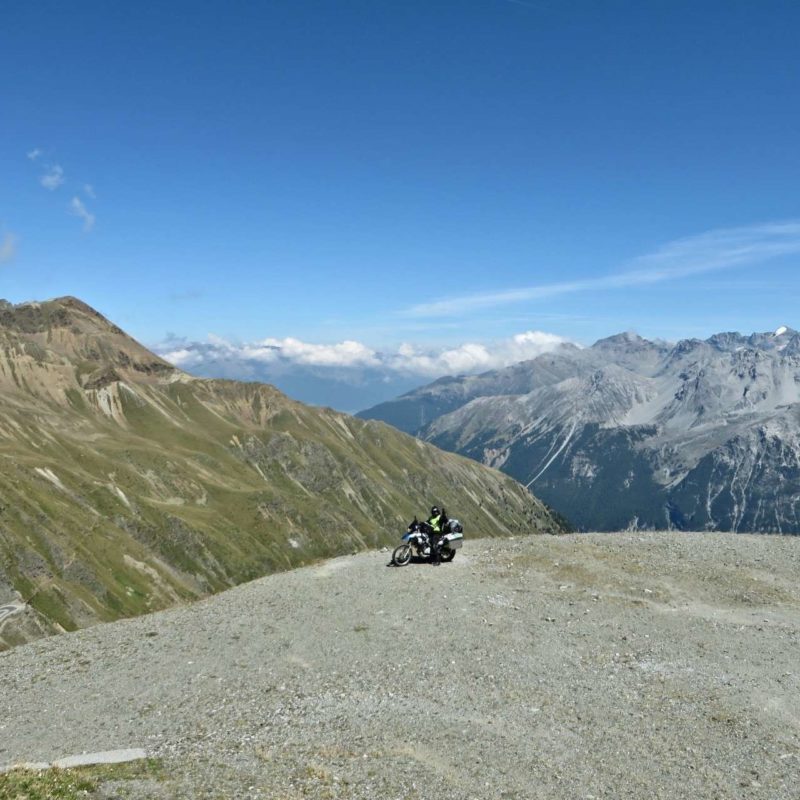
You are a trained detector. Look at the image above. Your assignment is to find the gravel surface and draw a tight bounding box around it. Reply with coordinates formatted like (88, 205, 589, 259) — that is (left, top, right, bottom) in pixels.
(2, 532, 800, 799)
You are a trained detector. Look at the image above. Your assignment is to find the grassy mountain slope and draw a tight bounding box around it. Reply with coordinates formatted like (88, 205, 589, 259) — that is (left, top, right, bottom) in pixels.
(0, 297, 560, 648)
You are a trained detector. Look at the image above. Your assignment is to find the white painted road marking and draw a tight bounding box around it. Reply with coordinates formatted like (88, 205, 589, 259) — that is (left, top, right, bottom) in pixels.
(1, 748, 147, 774)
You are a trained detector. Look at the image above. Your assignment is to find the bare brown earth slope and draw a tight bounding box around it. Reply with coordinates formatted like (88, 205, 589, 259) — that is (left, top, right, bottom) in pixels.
(2, 532, 798, 798)
(0, 297, 559, 649)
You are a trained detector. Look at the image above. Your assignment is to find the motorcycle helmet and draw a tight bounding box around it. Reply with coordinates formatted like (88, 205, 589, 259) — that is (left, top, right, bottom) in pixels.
(430, 505, 440, 517)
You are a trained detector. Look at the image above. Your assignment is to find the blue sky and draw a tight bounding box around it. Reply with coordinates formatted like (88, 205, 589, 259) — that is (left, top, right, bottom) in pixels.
(2, 1, 800, 395)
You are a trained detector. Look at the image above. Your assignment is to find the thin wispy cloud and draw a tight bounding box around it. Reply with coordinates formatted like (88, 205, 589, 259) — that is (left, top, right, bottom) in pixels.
(69, 196, 95, 231)
(28, 151, 98, 228)
(40, 164, 65, 190)
(0, 232, 18, 264)
(406, 221, 800, 317)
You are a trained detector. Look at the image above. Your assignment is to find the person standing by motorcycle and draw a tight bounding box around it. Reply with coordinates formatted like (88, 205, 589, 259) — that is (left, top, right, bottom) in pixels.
(427, 505, 449, 565)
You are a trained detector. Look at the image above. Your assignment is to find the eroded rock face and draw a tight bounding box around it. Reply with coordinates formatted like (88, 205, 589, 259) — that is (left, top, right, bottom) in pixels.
(361, 327, 800, 533)
(0, 297, 561, 649)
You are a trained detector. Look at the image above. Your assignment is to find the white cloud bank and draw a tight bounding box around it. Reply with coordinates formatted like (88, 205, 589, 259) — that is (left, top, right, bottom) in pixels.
(387, 331, 568, 375)
(0, 232, 18, 264)
(406, 220, 800, 316)
(157, 329, 570, 378)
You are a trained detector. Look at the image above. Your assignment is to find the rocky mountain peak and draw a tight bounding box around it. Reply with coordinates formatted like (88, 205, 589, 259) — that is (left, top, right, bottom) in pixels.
(592, 331, 649, 349)
(590, 332, 669, 378)
(0, 296, 118, 335)
(0, 296, 176, 383)
(706, 331, 747, 351)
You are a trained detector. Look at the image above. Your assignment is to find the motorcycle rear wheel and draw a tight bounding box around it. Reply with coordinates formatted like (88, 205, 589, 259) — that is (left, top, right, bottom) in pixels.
(392, 544, 412, 566)
(439, 548, 456, 562)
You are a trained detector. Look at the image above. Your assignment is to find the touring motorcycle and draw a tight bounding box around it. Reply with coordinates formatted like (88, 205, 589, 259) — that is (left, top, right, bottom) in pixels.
(391, 517, 464, 566)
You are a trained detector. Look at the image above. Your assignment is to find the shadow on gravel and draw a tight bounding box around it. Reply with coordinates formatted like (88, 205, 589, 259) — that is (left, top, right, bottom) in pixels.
(386, 555, 445, 567)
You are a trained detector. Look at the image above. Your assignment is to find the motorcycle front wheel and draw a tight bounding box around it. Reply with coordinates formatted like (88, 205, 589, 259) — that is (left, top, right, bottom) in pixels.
(392, 544, 412, 566)
(439, 548, 456, 562)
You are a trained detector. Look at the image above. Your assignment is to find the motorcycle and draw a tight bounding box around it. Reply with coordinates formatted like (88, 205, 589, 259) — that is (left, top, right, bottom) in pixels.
(391, 517, 464, 566)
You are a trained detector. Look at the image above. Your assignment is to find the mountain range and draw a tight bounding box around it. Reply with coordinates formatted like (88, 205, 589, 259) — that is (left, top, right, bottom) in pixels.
(0, 297, 560, 648)
(359, 327, 800, 533)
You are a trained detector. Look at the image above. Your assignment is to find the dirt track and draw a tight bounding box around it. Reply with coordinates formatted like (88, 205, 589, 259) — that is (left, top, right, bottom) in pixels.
(2, 532, 799, 798)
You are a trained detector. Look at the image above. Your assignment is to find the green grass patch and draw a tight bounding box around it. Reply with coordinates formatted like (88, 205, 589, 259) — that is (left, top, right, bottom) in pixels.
(0, 758, 164, 800)
(27, 588, 76, 632)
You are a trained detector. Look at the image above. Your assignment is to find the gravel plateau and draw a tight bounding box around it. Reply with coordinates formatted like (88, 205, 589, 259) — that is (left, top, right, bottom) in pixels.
(2, 532, 799, 799)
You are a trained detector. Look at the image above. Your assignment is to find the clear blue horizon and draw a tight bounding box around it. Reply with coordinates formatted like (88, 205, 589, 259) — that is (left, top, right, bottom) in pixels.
(3, 1, 800, 368)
